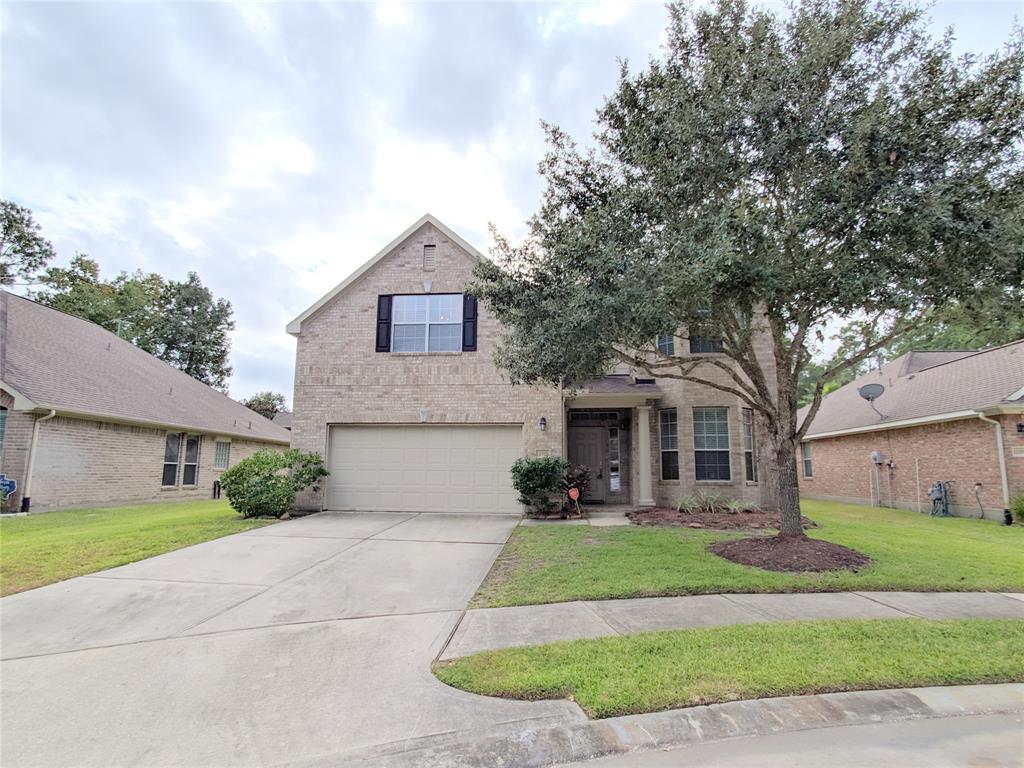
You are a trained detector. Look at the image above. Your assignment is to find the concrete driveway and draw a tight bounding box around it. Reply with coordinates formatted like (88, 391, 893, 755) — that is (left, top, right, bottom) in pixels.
(0, 512, 583, 767)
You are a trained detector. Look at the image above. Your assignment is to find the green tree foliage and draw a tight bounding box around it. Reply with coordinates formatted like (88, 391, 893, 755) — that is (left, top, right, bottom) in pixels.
(1, 201, 56, 285)
(151, 272, 235, 390)
(471, 0, 1024, 536)
(34, 258, 235, 390)
(240, 391, 287, 420)
(219, 449, 329, 519)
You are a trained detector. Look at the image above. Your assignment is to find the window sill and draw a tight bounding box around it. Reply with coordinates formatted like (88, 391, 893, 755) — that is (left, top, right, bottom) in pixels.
(389, 351, 463, 356)
(160, 486, 178, 492)
(695, 480, 736, 486)
(745, 481, 759, 487)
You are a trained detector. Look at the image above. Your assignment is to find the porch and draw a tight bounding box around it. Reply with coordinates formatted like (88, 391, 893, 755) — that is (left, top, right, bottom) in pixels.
(564, 376, 663, 508)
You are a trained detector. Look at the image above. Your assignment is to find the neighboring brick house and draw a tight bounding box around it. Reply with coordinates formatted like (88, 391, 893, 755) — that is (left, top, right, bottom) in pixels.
(799, 343, 1024, 520)
(288, 214, 776, 514)
(0, 292, 290, 513)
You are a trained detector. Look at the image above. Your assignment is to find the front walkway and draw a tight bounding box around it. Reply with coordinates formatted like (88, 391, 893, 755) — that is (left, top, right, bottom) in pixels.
(440, 591, 1024, 659)
(0, 512, 584, 767)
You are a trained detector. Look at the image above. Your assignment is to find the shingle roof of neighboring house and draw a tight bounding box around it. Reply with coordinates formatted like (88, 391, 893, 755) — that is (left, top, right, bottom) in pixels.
(801, 339, 1024, 439)
(0, 291, 290, 444)
(272, 411, 293, 429)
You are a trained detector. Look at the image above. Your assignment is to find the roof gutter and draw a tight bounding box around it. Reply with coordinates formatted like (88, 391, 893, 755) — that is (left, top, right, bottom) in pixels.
(976, 411, 1011, 511)
(21, 409, 56, 513)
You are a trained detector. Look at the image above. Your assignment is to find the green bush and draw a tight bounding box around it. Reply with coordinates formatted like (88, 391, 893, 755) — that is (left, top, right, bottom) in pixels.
(511, 456, 569, 515)
(219, 449, 329, 519)
(1011, 495, 1024, 524)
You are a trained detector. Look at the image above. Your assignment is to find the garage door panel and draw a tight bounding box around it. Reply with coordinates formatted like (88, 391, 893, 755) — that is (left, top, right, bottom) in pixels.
(327, 425, 522, 514)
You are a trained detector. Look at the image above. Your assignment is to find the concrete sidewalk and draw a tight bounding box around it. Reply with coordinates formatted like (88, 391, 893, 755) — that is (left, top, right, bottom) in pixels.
(440, 591, 1024, 659)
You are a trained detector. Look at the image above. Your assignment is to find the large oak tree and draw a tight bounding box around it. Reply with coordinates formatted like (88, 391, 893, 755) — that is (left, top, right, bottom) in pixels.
(471, 0, 1023, 536)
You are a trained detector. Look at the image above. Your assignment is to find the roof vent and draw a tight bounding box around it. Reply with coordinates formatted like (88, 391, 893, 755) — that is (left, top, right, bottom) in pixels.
(422, 244, 437, 272)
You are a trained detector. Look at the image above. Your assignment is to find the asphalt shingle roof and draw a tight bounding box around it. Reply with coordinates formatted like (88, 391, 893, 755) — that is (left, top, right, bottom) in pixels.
(801, 339, 1024, 438)
(1, 291, 290, 443)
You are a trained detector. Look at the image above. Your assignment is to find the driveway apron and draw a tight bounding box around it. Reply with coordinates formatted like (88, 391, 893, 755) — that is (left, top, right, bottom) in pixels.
(0, 512, 582, 767)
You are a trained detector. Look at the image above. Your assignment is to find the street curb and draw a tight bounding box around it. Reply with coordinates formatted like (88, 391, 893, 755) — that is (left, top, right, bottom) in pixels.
(328, 684, 1024, 767)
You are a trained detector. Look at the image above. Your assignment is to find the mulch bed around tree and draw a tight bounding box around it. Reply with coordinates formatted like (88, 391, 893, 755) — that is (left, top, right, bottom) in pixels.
(710, 536, 872, 573)
(628, 507, 817, 531)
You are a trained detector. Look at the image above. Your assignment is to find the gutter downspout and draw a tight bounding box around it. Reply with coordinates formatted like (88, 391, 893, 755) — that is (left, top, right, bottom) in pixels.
(976, 412, 1010, 519)
(21, 409, 56, 513)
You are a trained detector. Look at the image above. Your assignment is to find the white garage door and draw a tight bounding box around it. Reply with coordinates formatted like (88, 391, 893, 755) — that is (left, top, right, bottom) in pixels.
(326, 425, 523, 514)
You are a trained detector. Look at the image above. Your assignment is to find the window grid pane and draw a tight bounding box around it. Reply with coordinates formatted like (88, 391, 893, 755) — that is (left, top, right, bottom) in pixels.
(390, 294, 462, 352)
(694, 407, 730, 481)
(742, 408, 757, 482)
(659, 409, 678, 450)
(656, 333, 674, 356)
(428, 323, 462, 352)
(690, 337, 724, 354)
(214, 442, 231, 470)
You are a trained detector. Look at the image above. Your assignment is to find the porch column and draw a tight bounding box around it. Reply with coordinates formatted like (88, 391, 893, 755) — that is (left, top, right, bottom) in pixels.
(636, 405, 656, 507)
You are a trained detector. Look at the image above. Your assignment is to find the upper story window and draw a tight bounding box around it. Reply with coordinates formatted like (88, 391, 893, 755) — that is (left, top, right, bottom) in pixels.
(656, 333, 675, 356)
(376, 293, 477, 353)
(392, 294, 462, 352)
(690, 337, 724, 354)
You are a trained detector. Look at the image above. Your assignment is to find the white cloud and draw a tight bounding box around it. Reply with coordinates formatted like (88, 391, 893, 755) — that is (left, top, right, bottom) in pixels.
(227, 135, 316, 190)
(577, 1, 630, 27)
(374, 2, 412, 26)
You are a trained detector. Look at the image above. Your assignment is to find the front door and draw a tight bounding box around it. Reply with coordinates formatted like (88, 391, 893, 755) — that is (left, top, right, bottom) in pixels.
(568, 426, 607, 502)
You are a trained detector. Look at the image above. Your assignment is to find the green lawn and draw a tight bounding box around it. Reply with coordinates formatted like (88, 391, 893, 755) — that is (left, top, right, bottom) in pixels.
(0, 500, 274, 596)
(434, 618, 1024, 718)
(472, 500, 1024, 608)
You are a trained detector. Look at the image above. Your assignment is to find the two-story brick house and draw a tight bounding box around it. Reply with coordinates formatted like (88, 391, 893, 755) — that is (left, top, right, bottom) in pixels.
(288, 214, 773, 514)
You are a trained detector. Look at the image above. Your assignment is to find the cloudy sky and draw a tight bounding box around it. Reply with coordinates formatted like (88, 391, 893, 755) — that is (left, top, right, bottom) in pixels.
(3, 1, 1020, 404)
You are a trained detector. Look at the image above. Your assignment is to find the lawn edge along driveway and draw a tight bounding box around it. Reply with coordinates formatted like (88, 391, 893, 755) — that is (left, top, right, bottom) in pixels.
(0, 500, 273, 596)
(471, 500, 1024, 608)
(433, 618, 1024, 719)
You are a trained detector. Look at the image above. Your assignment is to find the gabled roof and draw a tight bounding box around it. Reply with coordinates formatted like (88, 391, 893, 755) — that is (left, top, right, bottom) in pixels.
(286, 213, 485, 335)
(801, 340, 1024, 440)
(0, 291, 290, 444)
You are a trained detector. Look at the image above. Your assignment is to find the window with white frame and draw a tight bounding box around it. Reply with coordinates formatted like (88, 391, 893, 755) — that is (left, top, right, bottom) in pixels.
(659, 408, 679, 480)
(741, 408, 757, 482)
(802, 443, 813, 478)
(391, 294, 463, 352)
(693, 407, 731, 481)
(656, 333, 675, 356)
(214, 441, 231, 470)
(181, 435, 201, 486)
(162, 432, 181, 486)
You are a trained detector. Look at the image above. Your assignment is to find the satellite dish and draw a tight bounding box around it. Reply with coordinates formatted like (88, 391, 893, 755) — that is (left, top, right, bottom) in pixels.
(858, 383, 885, 402)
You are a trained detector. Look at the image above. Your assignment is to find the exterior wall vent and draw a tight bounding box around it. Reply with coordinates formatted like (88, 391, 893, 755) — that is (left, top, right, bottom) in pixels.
(422, 244, 437, 271)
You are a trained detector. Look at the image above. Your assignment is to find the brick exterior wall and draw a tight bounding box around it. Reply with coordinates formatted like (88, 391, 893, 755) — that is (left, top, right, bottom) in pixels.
(642, 333, 777, 509)
(800, 414, 1024, 520)
(0, 388, 284, 513)
(291, 220, 779, 512)
(290, 222, 563, 511)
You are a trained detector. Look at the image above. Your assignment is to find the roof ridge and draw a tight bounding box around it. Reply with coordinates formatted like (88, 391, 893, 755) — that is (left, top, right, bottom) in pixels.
(905, 338, 1023, 374)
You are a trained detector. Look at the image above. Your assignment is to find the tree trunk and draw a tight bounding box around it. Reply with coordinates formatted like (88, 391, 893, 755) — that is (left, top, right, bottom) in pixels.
(767, 433, 804, 537)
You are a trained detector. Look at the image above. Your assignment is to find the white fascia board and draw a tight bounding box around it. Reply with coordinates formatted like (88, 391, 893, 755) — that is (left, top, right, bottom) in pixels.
(0, 380, 38, 411)
(286, 213, 486, 336)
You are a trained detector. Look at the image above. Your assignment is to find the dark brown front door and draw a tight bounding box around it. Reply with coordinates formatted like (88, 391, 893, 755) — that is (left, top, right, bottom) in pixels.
(568, 426, 607, 502)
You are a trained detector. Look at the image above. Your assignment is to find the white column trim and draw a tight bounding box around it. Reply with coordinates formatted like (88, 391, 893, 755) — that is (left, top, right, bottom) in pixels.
(636, 405, 656, 507)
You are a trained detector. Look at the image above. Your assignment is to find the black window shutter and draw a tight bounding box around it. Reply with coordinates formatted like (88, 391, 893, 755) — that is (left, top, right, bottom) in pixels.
(375, 295, 392, 352)
(462, 294, 478, 351)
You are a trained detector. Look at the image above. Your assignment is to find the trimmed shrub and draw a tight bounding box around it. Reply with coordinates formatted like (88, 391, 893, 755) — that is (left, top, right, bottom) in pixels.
(1011, 495, 1024, 524)
(511, 456, 569, 515)
(219, 449, 329, 519)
